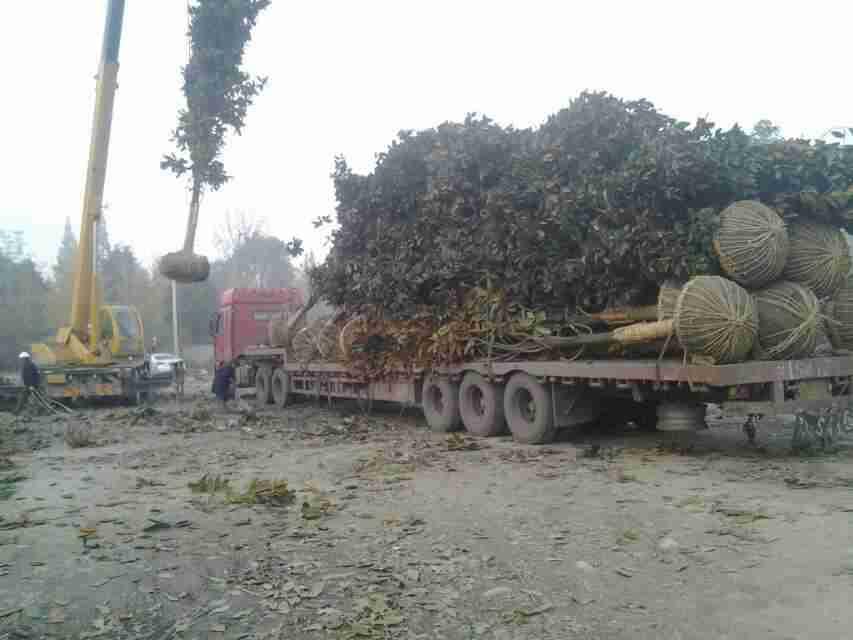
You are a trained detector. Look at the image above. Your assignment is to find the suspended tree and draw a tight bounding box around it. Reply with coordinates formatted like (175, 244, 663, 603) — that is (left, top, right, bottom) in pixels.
(160, 0, 271, 284)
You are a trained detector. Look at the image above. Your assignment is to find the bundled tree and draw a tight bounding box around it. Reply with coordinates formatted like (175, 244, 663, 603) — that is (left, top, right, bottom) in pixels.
(160, 0, 271, 284)
(312, 92, 853, 317)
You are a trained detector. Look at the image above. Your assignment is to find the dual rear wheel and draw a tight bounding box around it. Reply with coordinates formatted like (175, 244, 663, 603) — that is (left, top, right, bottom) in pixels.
(255, 367, 290, 409)
(423, 372, 565, 444)
(423, 372, 660, 444)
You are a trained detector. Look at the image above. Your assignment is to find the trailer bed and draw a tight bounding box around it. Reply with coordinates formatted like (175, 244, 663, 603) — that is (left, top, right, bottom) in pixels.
(238, 349, 853, 445)
(244, 352, 853, 385)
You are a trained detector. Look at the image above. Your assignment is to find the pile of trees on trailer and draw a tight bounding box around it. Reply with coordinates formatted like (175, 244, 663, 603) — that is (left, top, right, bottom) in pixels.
(302, 92, 853, 371)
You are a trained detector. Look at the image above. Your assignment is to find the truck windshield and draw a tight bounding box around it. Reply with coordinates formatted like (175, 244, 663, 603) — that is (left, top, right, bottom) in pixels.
(113, 308, 140, 338)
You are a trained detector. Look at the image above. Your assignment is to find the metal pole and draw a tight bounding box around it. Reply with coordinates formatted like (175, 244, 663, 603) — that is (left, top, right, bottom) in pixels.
(172, 280, 180, 357)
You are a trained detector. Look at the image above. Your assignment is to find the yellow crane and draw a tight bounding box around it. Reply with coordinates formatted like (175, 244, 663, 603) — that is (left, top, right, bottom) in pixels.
(30, 0, 154, 402)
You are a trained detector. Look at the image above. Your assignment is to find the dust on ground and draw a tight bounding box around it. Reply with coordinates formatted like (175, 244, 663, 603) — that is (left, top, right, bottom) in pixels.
(2, 375, 853, 639)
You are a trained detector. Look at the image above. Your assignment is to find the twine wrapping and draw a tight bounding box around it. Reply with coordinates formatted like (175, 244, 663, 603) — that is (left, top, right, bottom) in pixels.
(714, 200, 788, 288)
(783, 222, 851, 298)
(752, 281, 820, 360)
(674, 276, 758, 364)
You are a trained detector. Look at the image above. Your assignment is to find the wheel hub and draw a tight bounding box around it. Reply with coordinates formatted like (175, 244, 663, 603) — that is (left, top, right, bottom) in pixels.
(517, 388, 536, 423)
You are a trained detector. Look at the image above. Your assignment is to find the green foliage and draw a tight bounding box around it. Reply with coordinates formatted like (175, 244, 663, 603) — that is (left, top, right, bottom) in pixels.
(54, 218, 78, 282)
(47, 218, 78, 328)
(215, 213, 298, 289)
(0, 236, 50, 367)
(188, 474, 230, 493)
(188, 475, 295, 506)
(96, 211, 111, 271)
(752, 119, 781, 142)
(161, 0, 270, 194)
(102, 245, 151, 306)
(313, 91, 853, 315)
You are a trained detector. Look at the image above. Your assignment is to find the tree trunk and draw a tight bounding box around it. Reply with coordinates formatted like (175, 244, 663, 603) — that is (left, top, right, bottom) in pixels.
(183, 181, 202, 253)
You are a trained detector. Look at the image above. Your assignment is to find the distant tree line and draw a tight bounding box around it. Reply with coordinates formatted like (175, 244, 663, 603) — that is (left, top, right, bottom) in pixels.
(0, 212, 306, 371)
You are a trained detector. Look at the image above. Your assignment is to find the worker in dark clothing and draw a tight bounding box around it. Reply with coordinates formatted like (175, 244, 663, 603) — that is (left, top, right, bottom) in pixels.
(212, 361, 235, 410)
(15, 352, 41, 415)
(173, 361, 185, 398)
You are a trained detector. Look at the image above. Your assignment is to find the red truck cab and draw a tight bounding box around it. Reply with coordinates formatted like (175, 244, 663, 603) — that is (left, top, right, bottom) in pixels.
(212, 288, 303, 363)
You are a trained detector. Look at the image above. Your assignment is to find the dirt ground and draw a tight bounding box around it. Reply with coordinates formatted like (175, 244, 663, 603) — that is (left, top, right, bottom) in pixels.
(2, 375, 853, 640)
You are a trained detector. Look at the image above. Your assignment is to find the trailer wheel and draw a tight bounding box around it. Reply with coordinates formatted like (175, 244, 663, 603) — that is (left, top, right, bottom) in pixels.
(422, 376, 461, 432)
(255, 367, 273, 407)
(271, 369, 290, 408)
(459, 372, 506, 437)
(504, 373, 556, 444)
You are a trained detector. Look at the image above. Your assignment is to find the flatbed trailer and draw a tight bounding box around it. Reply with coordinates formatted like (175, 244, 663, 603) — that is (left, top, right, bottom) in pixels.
(234, 347, 853, 446)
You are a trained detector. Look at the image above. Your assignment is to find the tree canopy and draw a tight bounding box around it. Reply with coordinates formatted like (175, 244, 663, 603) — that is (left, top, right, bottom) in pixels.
(312, 92, 853, 316)
(162, 0, 270, 198)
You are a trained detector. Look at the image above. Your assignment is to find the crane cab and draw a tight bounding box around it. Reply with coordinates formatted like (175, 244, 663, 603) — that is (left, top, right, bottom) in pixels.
(32, 304, 145, 367)
(98, 305, 145, 360)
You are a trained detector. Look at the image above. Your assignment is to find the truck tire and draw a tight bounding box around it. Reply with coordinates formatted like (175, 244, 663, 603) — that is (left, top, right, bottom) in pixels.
(271, 368, 290, 408)
(422, 376, 461, 432)
(256, 367, 273, 407)
(504, 372, 556, 444)
(459, 372, 506, 437)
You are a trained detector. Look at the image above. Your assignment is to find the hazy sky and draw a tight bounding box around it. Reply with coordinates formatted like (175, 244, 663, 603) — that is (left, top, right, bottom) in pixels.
(3, 1, 852, 273)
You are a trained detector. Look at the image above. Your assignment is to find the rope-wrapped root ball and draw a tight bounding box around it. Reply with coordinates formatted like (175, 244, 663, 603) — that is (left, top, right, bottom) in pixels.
(826, 277, 853, 351)
(674, 276, 758, 364)
(714, 201, 789, 288)
(158, 251, 211, 283)
(752, 281, 820, 360)
(656, 280, 685, 321)
(290, 327, 318, 363)
(337, 315, 366, 362)
(783, 223, 851, 298)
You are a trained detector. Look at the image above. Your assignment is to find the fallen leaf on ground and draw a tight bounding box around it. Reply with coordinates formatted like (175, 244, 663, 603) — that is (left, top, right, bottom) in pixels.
(48, 607, 66, 624)
(143, 517, 190, 532)
(302, 495, 334, 520)
(446, 433, 481, 451)
(228, 479, 294, 506)
(619, 529, 640, 544)
(188, 474, 230, 494)
(503, 604, 554, 624)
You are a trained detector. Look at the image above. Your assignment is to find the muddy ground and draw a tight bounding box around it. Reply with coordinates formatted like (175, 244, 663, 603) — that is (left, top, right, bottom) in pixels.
(2, 375, 853, 640)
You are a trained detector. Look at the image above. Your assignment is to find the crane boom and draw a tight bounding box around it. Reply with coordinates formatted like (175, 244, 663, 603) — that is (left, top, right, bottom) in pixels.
(69, 0, 125, 348)
(33, 0, 145, 378)
(27, 0, 166, 403)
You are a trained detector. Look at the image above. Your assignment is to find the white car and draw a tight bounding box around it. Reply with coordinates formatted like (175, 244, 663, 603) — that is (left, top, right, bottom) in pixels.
(147, 353, 183, 378)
